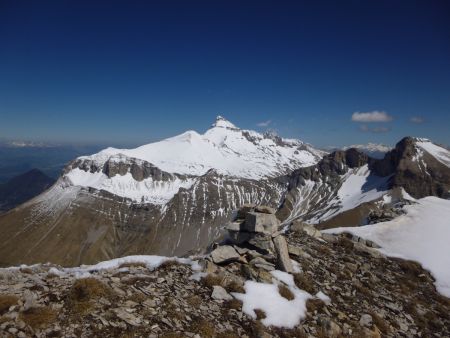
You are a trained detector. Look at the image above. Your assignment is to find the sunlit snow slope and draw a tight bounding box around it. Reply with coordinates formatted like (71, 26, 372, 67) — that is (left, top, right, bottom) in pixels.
(324, 197, 450, 297)
(64, 116, 324, 203)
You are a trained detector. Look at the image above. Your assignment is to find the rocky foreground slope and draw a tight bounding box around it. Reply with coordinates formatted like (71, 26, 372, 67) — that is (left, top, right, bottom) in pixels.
(0, 206, 449, 338)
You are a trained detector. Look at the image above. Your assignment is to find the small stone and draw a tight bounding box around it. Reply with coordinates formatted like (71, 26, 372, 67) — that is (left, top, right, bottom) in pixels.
(211, 286, 233, 301)
(211, 245, 240, 264)
(359, 314, 373, 327)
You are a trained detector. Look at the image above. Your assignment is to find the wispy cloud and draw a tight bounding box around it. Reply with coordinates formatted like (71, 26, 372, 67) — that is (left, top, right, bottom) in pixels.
(410, 116, 424, 124)
(352, 111, 393, 123)
(359, 124, 391, 133)
(257, 120, 272, 127)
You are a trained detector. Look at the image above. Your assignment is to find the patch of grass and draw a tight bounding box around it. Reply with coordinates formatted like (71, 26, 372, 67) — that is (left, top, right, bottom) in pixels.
(0, 294, 18, 314)
(254, 308, 266, 320)
(336, 237, 354, 252)
(293, 273, 317, 294)
(224, 280, 245, 294)
(201, 273, 225, 289)
(278, 284, 295, 301)
(190, 318, 216, 338)
(69, 278, 111, 301)
(369, 311, 390, 334)
(118, 262, 148, 269)
(306, 298, 325, 314)
(66, 277, 112, 315)
(397, 259, 424, 277)
(224, 298, 242, 310)
(19, 306, 57, 329)
(186, 295, 202, 307)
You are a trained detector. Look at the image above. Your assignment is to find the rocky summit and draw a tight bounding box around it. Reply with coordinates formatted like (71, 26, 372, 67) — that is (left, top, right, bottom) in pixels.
(0, 205, 449, 337)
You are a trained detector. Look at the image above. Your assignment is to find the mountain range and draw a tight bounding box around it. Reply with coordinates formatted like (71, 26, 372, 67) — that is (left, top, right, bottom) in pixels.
(0, 116, 449, 267)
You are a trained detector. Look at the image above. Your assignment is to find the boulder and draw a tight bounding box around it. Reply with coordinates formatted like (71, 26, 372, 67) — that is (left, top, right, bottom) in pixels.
(273, 235, 293, 273)
(244, 212, 279, 234)
(291, 221, 322, 238)
(211, 246, 240, 264)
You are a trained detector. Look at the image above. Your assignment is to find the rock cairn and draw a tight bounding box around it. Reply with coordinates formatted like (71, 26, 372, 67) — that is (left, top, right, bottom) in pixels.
(211, 204, 293, 273)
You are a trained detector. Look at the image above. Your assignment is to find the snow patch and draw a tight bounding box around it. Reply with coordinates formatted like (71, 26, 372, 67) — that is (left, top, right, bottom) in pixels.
(324, 196, 450, 297)
(233, 270, 311, 328)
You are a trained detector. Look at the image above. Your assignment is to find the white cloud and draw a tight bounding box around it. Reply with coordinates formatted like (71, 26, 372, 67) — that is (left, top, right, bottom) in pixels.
(257, 120, 272, 127)
(410, 116, 424, 124)
(352, 111, 393, 123)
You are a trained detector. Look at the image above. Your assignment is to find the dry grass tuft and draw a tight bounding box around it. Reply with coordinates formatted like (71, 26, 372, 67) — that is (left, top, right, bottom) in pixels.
(278, 284, 295, 301)
(186, 295, 202, 307)
(369, 311, 390, 334)
(69, 277, 111, 301)
(66, 277, 112, 315)
(254, 308, 267, 320)
(224, 280, 245, 294)
(201, 273, 225, 289)
(0, 294, 19, 314)
(337, 237, 354, 252)
(19, 306, 57, 329)
(224, 298, 242, 310)
(190, 318, 216, 337)
(306, 298, 325, 314)
(293, 273, 317, 294)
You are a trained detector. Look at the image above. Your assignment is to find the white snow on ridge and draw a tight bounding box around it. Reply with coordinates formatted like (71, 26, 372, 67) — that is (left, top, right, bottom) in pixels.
(324, 197, 450, 297)
(311, 165, 390, 223)
(66, 168, 195, 204)
(416, 140, 450, 167)
(75, 116, 322, 180)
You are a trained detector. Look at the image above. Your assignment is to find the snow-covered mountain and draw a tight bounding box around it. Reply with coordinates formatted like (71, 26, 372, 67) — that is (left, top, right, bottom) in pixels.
(0, 116, 324, 266)
(0, 126, 449, 267)
(64, 116, 324, 204)
(278, 137, 450, 227)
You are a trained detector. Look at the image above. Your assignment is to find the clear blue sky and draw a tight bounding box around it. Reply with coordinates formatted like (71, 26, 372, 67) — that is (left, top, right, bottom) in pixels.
(0, 0, 449, 148)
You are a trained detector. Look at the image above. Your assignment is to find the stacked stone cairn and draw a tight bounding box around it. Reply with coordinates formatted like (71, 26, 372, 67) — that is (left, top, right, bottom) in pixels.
(210, 204, 293, 273)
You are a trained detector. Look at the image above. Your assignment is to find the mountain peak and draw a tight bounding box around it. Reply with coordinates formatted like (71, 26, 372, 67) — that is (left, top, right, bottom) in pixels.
(211, 115, 237, 129)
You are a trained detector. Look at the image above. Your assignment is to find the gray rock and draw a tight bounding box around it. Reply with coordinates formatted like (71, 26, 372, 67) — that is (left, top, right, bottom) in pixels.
(249, 257, 275, 271)
(254, 205, 276, 214)
(113, 308, 142, 326)
(211, 285, 233, 301)
(359, 314, 373, 327)
(248, 233, 275, 253)
(226, 221, 244, 232)
(211, 245, 240, 264)
(273, 235, 293, 273)
(228, 230, 253, 245)
(244, 212, 279, 234)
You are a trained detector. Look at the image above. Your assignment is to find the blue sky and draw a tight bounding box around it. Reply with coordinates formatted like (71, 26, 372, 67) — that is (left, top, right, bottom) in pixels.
(0, 0, 449, 148)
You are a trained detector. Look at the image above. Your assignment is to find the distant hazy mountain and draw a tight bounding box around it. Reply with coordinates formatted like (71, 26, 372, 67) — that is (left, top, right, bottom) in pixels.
(0, 143, 104, 183)
(0, 169, 55, 213)
(342, 143, 392, 159)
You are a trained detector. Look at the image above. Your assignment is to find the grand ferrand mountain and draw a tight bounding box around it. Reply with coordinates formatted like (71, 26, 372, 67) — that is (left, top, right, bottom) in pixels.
(0, 117, 448, 266)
